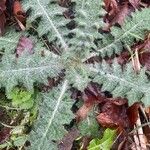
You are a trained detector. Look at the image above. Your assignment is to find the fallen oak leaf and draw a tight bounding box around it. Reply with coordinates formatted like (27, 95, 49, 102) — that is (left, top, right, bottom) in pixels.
(82, 83, 106, 104)
(76, 102, 94, 122)
(103, 0, 119, 31)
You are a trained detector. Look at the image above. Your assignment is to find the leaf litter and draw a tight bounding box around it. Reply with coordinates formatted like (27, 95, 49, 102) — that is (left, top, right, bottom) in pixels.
(0, 0, 150, 150)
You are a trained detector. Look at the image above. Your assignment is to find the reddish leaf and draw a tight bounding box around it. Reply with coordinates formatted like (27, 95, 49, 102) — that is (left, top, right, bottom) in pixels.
(13, 0, 26, 27)
(127, 102, 141, 126)
(0, 0, 6, 35)
(97, 98, 130, 128)
(139, 36, 150, 70)
(16, 36, 34, 57)
(0, 107, 11, 144)
(117, 51, 130, 65)
(58, 0, 71, 7)
(76, 102, 94, 122)
(103, 0, 149, 30)
(103, 0, 119, 31)
(110, 3, 130, 26)
(82, 83, 106, 104)
(0, 128, 11, 144)
(76, 83, 106, 121)
(103, 0, 135, 30)
(104, 0, 119, 15)
(129, 0, 141, 8)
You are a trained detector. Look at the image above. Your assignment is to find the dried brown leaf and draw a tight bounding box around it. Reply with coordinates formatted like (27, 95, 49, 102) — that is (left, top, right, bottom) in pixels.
(110, 3, 130, 26)
(76, 83, 106, 121)
(97, 98, 129, 128)
(127, 102, 141, 126)
(0, 128, 11, 144)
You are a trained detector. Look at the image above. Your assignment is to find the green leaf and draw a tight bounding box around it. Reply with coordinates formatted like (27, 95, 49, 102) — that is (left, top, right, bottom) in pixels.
(23, 0, 69, 50)
(10, 88, 34, 109)
(69, 0, 105, 53)
(91, 61, 150, 106)
(88, 128, 116, 150)
(97, 8, 150, 57)
(0, 51, 62, 95)
(28, 80, 74, 150)
(0, 29, 21, 54)
(12, 135, 27, 147)
(78, 110, 99, 137)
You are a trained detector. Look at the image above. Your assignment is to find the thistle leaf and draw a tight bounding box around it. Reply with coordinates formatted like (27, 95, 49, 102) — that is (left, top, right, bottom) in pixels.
(28, 81, 74, 150)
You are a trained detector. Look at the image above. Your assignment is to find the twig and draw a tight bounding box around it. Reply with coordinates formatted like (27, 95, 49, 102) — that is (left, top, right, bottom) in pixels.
(133, 125, 140, 150)
(130, 122, 150, 134)
(136, 113, 147, 150)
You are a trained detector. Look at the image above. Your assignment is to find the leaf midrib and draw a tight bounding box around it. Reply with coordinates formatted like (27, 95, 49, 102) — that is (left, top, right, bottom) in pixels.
(37, 80, 68, 150)
(90, 67, 150, 94)
(0, 65, 57, 74)
(97, 20, 143, 53)
(37, 0, 68, 50)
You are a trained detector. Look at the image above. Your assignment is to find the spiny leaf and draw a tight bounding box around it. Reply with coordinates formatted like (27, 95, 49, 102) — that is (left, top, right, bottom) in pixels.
(97, 8, 150, 57)
(78, 110, 100, 137)
(23, 0, 70, 50)
(0, 51, 62, 95)
(0, 29, 21, 53)
(69, 0, 105, 53)
(91, 61, 150, 106)
(28, 81, 74, 150)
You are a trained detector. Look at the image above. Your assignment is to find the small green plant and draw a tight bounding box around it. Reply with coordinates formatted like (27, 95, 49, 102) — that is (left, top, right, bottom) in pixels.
(88, 128, 116, 150)
(10, 88, 34, 109)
